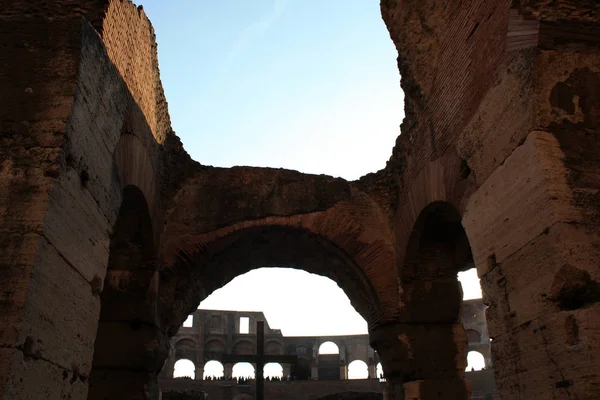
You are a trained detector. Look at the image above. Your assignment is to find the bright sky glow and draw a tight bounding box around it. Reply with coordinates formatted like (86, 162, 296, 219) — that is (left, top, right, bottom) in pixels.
(466, 351, 486, 371)
(203, 360, 224, 379)
(138, 1, 483, 340)
(174, 359, 195, 379)
(458, 268, 483, 300)
(233, 362, 256, 379)
(347, 360, 369, 380)
(318, 341, 340, 355)
(199, 268, 369, 336)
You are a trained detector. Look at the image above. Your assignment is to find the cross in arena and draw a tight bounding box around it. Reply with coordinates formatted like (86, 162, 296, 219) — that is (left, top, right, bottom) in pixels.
(222, 321, 298, 400)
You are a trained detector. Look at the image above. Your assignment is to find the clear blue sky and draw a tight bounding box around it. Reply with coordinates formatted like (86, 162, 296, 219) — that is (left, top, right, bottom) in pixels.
(141, 0, 403, 180)
(139, 1, 482, 343)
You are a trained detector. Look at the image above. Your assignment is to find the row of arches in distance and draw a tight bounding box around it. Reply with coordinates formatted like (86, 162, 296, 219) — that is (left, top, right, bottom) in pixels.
(173, 352, 486, 380)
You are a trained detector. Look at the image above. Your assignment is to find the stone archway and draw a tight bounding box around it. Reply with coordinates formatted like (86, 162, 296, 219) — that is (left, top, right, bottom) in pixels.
(159, 224, 385, 336)
(87, 186, 167, 400)
(372, 201, 472, 400)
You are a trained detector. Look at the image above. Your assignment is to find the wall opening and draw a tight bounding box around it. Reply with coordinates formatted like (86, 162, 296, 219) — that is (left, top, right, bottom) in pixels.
(376, 362, 385, 381)
(402, 201, 492, 388)
(466, 351, 486, 371)
(264, 363, 283, 379)
(348, 360, 369, 379)
(88, 186, 160, 399)
(239, 316, 250, 334)
(318, 341, 340, 355)
(233, 362, 255, 380)
(203, 360, 224, 380)
(174, 359, 195, 379)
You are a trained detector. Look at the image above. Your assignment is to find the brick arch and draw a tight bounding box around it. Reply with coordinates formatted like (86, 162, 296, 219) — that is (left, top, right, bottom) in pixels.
(466, 329, 482, 344)
(160, 224, 384, 336)
(175, 338, 198, 352)
(395, 154, 470, 273)
(233, 339, 255, 356)
(204, 338, 227, 351)
(87, 184, 168, 399)
(265, 340, 285, 356)
(113, 132, 161, 241)
(159, 167, 398, 335)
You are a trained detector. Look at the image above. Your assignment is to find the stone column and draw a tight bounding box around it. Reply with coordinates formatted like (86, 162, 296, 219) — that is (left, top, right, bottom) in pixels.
(224, 363, 233, 379)
(282, 364, 291, 378)
(195, 364, 204, 380)
(370, 322, 469, 400)
(311, 365, 319, 380)
(368, 363, 377, 379)
(340, 364, 347, 380)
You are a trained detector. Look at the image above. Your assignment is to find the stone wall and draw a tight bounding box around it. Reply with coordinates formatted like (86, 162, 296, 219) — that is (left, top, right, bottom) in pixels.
(1, 0, 599, 399)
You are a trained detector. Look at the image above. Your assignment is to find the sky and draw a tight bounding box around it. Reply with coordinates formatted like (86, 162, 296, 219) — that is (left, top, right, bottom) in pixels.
(141, 0, 403, 180)
(138, 0, 483, 346)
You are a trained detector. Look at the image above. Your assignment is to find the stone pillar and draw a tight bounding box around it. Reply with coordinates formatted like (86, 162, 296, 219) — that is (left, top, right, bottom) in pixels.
(282, 364, 291, 378)
(370, 322, 469, 400)
(368, 363, 377, 379)
(224, 363, 233, 379)
(195, 364, 204, 380)
(340, 364, 347, 380)
(311, 365, 319, 380)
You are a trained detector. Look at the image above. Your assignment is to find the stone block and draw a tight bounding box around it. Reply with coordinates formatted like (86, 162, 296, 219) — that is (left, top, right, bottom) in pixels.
(400, 278, 463, 323)
(481, 222, 600, 336)
(44, 168, 112, 283)
(17, 237, 100, 375)
(3, 349, 88, 400)
(491, 307, 600, 399)
(463, 130, 579, 270)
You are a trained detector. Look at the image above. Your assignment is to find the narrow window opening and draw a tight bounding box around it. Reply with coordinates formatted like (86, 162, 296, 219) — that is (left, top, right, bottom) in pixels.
(239, 317, 249, 334)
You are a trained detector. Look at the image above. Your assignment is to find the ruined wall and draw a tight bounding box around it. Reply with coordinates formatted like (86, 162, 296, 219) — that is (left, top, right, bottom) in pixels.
(101, 0, 171, 144)
(1, 0, 599, 399)
(0, 0, 172, 397)
(0, 15, 88, 399)
(379, 0, 600, 399)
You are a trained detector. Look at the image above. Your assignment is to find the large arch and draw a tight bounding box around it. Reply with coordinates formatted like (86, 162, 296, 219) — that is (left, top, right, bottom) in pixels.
(372, 201, 472, 399)
(159, 224, 385, 336)
(87, 186, 167, 399)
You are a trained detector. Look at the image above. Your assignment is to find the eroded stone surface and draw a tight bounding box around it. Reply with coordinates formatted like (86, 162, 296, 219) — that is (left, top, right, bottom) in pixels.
(1, 0, 599, 399)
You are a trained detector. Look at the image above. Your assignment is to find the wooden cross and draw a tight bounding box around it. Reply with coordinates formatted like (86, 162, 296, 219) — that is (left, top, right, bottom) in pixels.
(222, 321, 298, 400)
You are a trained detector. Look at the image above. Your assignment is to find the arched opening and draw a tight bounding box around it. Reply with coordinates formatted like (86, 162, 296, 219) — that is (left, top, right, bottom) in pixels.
(158, 226, 382, 384)
(347, 360, 369, 379)
(399, 201, 479, 397)
(88, 186, 165, 399)
(233, 362, 255, 380)
(265, 340, 285, 356)
(264, 363, 283, 380)
(160, 226, 382, 336)
(466, 329, 482, 344)
(233, 339, 255, 355)
(458, 268, 483, 300)
(204, 338, 226, 361)
(318, 341, 340, 355)
(173, 359, 195, 379)
(376, 362, 384, 381)
(203, 360, 224, 380)
(175, 338, 197, 352)
(466, 351, 486, 372)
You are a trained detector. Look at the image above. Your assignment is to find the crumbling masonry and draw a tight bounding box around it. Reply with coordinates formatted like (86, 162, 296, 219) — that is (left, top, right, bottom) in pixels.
(1, 0, 599, 399)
